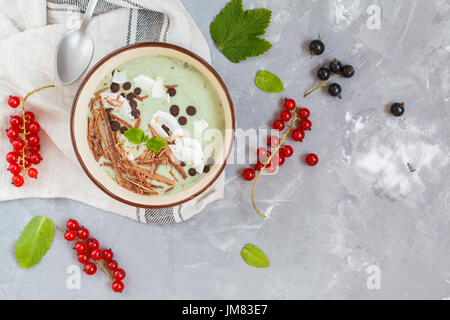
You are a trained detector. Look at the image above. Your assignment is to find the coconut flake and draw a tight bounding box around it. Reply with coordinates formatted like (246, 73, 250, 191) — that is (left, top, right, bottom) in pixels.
(149, 111, 183, 140)
(133, 75, 155, 92)
(112, 70, 127, 84)
(152, 77, 166, 99)
(170, 137, 204, 173)
(100, 92, 133, 120)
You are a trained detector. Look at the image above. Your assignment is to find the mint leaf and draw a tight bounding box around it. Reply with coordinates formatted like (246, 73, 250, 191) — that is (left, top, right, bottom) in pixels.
(255, 71, 284, 93)
(146, 137, 168, 153)
(15, 216, 54, 269)
(241, 244, 270, 268)
(210, 0, 272, 63)
(124, 128, 147, 144)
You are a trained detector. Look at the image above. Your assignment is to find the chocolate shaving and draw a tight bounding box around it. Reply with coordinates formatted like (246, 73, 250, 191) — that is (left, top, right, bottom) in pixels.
(134, 117, 141, 128)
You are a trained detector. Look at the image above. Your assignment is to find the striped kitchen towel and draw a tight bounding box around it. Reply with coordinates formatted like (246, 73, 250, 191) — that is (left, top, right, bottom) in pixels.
(0, 0, 225, 224)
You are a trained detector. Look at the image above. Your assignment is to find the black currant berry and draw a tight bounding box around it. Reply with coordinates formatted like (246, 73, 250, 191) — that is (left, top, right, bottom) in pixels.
(328, 83, 342, 97)
(342, 65, 355, 78)
(329, 59, 342, 74)
(390, 103, 405, 117)
(317, 67, 331, 81)
(309, 40, 325, 56)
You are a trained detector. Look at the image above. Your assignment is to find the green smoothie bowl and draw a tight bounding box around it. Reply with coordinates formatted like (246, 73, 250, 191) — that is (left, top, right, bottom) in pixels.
(71, 43, 235, 208)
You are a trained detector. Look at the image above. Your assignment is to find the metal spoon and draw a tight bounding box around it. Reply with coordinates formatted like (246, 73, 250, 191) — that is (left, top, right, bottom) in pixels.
(56, 0, 99, 85)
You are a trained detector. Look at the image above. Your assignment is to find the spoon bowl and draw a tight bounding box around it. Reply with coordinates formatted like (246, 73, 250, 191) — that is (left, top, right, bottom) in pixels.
(56, 0, 98, 85)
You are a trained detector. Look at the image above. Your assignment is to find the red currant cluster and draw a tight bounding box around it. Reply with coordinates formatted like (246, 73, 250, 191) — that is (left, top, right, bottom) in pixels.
(63, 219, 126, 293)
(242, 98, 319, 182)
(6, 95, 42, 187)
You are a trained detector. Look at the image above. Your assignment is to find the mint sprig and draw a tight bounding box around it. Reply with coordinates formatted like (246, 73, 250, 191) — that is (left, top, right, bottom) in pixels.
(124, 128, 149, 145)
(146, 137, 168, 153)
(255, 71, 284, 93)
(241, 244, 270, 268)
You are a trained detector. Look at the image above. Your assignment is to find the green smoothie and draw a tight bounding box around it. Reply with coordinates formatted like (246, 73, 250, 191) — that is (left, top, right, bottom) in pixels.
(88, 55, 226, 196)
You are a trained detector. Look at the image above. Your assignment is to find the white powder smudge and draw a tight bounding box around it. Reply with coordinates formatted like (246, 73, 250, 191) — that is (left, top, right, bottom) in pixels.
(345, 112, 366, 134)
(329, 0, 361, 30)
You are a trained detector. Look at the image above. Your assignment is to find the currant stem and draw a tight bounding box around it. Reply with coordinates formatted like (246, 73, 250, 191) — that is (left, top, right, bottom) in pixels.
(303, 74, 341, 98)
(56, 226, 113, 279)
(19, 85, 55, 177)
(251, 110, 300, 218)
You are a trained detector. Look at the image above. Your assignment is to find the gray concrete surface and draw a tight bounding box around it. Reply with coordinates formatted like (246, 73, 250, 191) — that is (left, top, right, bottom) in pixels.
(1, 0, 450, 299)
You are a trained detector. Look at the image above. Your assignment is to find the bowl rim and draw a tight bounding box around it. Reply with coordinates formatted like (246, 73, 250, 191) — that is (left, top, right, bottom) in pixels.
(70, 42, 235, 209)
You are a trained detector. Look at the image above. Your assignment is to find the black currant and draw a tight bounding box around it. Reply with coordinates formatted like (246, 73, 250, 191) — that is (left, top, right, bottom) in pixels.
(309, 40, 325, 56)
(342, 65, 355, 78)
(329, 59, 342, 74)
(328, 83, 342, 97)
(390, 103, 405, 117)
(317, 67, 331, 81)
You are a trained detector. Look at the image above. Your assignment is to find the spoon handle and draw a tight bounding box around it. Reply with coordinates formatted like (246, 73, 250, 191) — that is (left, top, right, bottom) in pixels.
(80, 0, 99, 31)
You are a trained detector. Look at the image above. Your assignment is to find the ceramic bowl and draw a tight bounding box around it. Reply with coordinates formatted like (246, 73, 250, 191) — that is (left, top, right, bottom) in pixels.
(71, 43, 235, 208)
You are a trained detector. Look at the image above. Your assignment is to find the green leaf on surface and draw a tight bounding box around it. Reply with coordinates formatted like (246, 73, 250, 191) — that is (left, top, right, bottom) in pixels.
(241, 244, 270, 268)
(146, 137, 168, 153)
(254, 70, 284, 93)
(15, 216, 54, 269)
(124, 128, 148, 144)
(210, 0, 272, 63)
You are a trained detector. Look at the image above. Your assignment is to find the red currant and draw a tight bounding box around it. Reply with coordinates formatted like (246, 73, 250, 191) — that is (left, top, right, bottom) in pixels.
(64, 230, 76, 241)
(29, 144, 40, 153)
(257, 147, 268, 161)
(7, 127, 19, 140)
(90, 248, 102, 261)
(107, 260, 119, 271)
(281, 145, 293, 158)
(305, 153, 319, 166)
(78, 253, 90, 264)
(28, 168, 38, 178)
(75, 241, 87, 253)
(66, 219, 79, 231)
(12, 175, 24, 187)
(29, 121, 40, 134)
(8, 163, 21, 175)
(87, 238, 99, 250)
(280, 110, 292, 122)
(291, 128, 305, 142)
(27, 134, 40, 146)
(12, 139, 25, 150)
(270, 154, 279, 167)
(273, 120, 285, 131)
(10, 116, 23, 128)
(19, 157, 31, 168)
(298, 108, 310, 119)
(254, 161, 264, 171)
(76, 227, 89, 240)
(24, 111, 35, 122)
(284, 98, 296, 111)
(265, 163, 276, 174)
(102, 249, 114, 261)
(113, 268, 126, 281)
(242, 168, 255, 181)
(27, 168, 38, 178)
(84, 262, 97, 275)
(112, 280, 124, 293)
(8, 96, 20, 108)
(267, 136, 280, 148)
(278, 153, 286, 166)
(6, 151, 19, 164)
(30, 153, 41, 165)
(300, 119, 312, 131)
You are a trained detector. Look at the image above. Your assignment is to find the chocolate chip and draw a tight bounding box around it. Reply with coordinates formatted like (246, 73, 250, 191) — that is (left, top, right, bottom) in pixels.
(120, 93, 126, 98)
(203, 165, 210, 173)
(170, 105, 179, 117)
(161, 124, 172, 136)
(131, 109, 140, 119)
(110, 83, 120, 93)
(188, 168, 197, 176)
(167, 88, 176, 97)
(134, 87, 142, 95)
(178, 116, 187, 126)
(180, 161, 186, 167)
(120, 126, 128, 134)
(129, 100, 137, 109)
(186, 106, 196, 116)
(122, 82, 131, 90)
(126, 93, 135, 101)
(110, 121, 121, 131)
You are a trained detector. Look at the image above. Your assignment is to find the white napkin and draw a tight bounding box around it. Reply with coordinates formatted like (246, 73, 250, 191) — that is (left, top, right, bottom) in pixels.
(0, 0, 225, 224)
